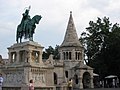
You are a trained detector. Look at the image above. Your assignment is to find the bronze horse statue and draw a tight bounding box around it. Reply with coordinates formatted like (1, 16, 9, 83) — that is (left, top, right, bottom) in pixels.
(16, 15, 42, 43)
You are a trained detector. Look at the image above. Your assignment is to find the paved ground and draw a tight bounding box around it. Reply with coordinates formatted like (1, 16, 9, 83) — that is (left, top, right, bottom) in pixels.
(84, 88, 120, 90)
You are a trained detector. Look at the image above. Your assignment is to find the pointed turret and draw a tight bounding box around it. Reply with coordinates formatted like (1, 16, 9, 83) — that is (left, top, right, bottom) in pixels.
(58, 12, 94, 89)
(60, 11, 82, 47)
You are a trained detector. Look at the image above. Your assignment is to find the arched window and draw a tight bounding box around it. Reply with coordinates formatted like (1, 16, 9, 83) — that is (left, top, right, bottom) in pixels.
(54, 72, 57, 84)
(19, 50, 25, 62)
(69, 52, 71, 60)
(74, 74, 79, 84)
(66, 52, 68, 60)
(75, 52, 77, 60)
(65, 71, 68, 78)
(75, 52, 82, 60)
(82, 72, 91, 88)
(11, 52, 16, 63)
(78, 52, 80, 60)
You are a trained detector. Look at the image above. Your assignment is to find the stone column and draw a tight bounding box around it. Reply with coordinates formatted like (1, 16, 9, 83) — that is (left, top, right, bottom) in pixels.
(90, 77, 94, 88)
(39, 51, 43, 64)
(28, 50, 32, 64)
(8, 52, 11, 63)
(72, 49, 75, 60)
(79, 77, 83, 89)
(24, 67, 29, 84)
(64, 52, 66, 60)
(81, 50, 84, 62)
(16, 51, 19, 63)
(60, 51, 62, 60)
(24, 50, 28, 63)
(21, 67, 30, 90)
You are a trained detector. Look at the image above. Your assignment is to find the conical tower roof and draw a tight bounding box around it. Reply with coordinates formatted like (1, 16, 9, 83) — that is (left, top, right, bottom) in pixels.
(60, 12, 82, 47)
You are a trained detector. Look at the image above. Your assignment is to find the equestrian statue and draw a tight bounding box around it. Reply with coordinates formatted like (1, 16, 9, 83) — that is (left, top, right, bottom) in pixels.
(16, 6, 42, 43)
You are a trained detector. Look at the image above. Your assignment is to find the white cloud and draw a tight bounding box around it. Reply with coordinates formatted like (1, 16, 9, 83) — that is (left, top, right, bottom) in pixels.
(106, 0, 120, 11)
(0, 0, 120, 58)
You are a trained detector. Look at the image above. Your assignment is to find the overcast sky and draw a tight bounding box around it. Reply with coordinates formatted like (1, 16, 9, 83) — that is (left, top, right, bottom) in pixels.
(0, 0, 120, 58)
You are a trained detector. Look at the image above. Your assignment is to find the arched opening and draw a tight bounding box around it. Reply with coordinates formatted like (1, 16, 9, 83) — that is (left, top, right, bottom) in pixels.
(75, 52, 77, 60)
(74, 74, 79, 84)
(78, 52, 80, 60)
(11, 52, 16, 63)
(66, 52, 68, 60)
(65, 71, 68, 78)
(19, 50, 25, 62)
(69, 52, 71, 60)
(54, 72, 57, 84)
(32, 51, 39, 63)
(82, 72, 91, 88)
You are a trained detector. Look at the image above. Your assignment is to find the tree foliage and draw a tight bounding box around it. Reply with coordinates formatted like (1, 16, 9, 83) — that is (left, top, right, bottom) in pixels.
(80, 17, 120, 78)
(42, 45, 60, 60)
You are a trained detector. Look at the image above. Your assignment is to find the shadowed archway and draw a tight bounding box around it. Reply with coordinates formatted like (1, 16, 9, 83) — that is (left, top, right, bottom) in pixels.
(82, 72, 91, 88)
(54, 72, 58, 84)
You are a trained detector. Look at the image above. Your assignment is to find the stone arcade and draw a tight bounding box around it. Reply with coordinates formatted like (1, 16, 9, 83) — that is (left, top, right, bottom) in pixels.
(0, 12, 94, 90)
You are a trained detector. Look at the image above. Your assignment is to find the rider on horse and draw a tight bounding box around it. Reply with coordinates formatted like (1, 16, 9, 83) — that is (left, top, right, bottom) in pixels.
(16, 6, 42, 43)
(20, 6, 31, 36)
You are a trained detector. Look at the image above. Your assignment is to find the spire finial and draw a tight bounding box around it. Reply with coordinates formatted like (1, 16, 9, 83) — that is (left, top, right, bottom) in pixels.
(70, 11, 72, 14)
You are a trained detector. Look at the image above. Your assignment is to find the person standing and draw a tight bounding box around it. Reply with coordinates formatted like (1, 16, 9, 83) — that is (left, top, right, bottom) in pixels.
(68, 79, 73, 90)
(21, 6, 31, 30)
(112, 79, 115, 88)
(0, 73, 3, 90)
(29, 79, 34, 90)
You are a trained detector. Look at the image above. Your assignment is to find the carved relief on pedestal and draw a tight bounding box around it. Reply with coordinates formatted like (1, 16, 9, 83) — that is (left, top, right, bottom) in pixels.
(32, 73, 45, 83)
(31, 68, 46, 86)
(4, 71, 24, 84)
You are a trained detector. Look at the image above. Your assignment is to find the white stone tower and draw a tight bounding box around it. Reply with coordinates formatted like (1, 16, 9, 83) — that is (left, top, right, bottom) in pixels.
(59, 12, 94, 89)
(59, 11, 84, 77)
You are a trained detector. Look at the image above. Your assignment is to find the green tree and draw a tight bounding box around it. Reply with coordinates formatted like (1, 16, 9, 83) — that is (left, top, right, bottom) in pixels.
(80, 17, 120, 78)
(42, 45, 60, 60)
(53, 45, 60, 59)
(42, 46, 54, 59)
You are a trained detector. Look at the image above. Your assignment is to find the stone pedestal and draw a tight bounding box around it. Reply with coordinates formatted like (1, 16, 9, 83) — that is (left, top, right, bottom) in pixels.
(7, 41, 44, 65)
(1, 41, 54, 89)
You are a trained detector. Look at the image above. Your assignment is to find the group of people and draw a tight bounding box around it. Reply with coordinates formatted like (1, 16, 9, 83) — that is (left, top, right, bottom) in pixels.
(0, 71, 73, 90)
(29, 78, 73, 90)
(99, 79, 119, 88)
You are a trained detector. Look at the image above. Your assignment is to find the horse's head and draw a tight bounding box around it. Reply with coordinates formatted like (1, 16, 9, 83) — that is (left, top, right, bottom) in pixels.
(32, 15, 42, 24)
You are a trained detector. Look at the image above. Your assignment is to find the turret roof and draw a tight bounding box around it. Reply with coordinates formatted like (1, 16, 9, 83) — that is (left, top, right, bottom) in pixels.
(60, 11, 82, 47)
